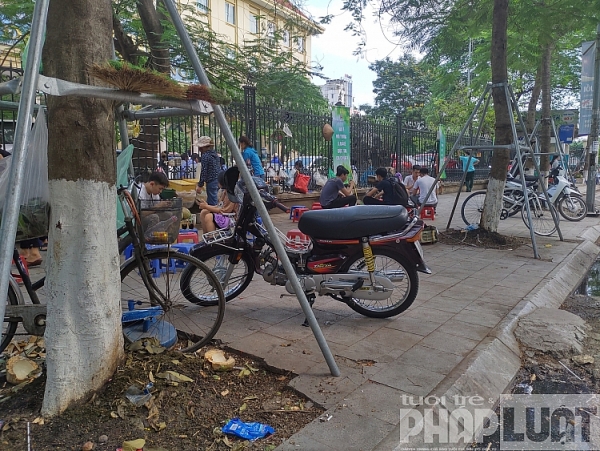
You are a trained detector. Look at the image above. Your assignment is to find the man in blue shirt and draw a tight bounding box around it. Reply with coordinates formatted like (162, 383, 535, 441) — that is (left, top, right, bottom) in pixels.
(195, 136, 220, 205)
(239, 136, 265, 179)
(459, 151, 479, 192)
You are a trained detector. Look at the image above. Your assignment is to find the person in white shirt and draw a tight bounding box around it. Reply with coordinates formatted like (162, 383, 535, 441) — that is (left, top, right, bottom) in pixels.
(403, 165, 421, 193)
(138, 171, 169, 201)
(410, 167, 438, 209)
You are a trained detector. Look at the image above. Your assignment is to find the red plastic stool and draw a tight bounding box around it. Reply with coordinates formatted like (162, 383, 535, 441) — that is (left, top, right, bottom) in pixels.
(286, 229, 310, 250)
(292, 207, 309, 222)
(177, 231, 199, 244)
(11, 256, 29, 284)
(311, 202, 322, 210)
(420, 206, 435, 221)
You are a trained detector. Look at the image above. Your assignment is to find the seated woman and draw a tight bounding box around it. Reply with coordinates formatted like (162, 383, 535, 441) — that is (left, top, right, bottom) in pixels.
(197, 171, 237, 234)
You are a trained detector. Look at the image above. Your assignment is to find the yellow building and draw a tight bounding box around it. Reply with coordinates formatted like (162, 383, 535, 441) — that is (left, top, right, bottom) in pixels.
(180, 0, 323, 69)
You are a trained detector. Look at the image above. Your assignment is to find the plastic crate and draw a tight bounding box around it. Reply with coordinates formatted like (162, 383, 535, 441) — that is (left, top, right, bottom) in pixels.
(139, 198, 183, 244)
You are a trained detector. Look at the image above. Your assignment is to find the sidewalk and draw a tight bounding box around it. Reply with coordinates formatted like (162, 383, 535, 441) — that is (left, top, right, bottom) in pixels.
(205, 187, 600, 451)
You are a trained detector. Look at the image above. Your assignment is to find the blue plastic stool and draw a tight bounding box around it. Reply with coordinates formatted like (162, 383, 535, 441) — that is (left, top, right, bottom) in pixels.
(170, 243, 196, 270)
(289, 205, 305, 220)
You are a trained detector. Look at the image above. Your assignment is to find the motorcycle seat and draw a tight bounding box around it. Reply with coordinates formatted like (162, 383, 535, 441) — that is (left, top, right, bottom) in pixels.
(298, 205, 409, 240)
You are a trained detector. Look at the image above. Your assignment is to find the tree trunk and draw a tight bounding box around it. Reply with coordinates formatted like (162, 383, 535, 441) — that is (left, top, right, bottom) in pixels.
(526, 65, 542, 133)
(41, 0, 124, 416)
(481, 0, 510, 233)
(137, 0, 170, 73)
(540, 42, 554, 177)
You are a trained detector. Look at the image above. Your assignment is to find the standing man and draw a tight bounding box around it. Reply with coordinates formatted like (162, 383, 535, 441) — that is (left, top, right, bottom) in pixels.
(195, 136, 220, 206)
(239, 136, 265, 179)
(320, 165, 357, 209)
(410, 167, 438, 209)
(363, 167, 409, 206)
(459, 151, 479, 192)
(403, 165, 421, 193)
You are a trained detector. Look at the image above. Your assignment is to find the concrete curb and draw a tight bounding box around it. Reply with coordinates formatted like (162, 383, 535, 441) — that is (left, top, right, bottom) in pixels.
(373, 226, 600, 450)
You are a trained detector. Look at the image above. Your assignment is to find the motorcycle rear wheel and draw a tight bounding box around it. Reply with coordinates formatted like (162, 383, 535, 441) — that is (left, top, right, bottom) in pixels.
(186, 247, 254, 305)
(557, 194, 587, 221)
(343, 249, 418, 318)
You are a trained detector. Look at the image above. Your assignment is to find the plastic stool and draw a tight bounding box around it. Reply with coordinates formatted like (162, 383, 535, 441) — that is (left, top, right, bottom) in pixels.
(420, 206, 436, 220)
(177, 230, 199, 244)
(289, 205, 305, 220)
(311, 202, 322, 210)
(11, 256, 29, 284)
(171, 243, 195, 270)
(292, 207, 309, 222)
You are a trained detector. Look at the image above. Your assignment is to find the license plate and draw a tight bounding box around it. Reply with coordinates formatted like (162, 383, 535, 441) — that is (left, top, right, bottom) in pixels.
(414, 240, 424, 259)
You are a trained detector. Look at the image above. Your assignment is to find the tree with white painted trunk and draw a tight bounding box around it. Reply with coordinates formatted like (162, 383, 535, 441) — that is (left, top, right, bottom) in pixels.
(41, 0, 124, 416)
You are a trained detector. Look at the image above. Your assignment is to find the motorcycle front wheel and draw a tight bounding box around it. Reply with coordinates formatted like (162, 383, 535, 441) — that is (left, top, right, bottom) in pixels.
(557, 194, 587, 221)
(343, 249, 418, 318)
(185, 247, 255, 305)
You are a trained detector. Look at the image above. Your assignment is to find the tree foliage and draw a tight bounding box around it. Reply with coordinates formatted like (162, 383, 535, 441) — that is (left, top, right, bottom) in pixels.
(0, 0, 327, 111)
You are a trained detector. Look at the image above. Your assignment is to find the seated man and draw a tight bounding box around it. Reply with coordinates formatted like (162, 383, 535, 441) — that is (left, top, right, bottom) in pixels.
(319, 165, 357, 209)
(363, 167, 410, 206)
(410, 167, 438, 209)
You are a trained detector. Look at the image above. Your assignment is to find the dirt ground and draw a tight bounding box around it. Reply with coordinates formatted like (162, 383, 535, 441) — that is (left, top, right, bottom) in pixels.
(438, 228, 529, 250)
(0, 342, 323, 451)
(467, 291, 600, 450)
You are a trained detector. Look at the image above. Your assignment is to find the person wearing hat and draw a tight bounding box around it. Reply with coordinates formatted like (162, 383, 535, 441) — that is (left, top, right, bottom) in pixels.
(195, 136, 220, 206)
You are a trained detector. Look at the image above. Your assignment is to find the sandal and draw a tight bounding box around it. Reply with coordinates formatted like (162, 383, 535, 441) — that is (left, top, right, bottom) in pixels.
(27, 258, 43, 267)
(40, 240, 48, 251)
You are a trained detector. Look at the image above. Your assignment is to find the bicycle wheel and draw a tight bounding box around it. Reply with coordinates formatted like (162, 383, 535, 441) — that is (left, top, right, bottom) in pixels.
(461, 191, 486, 225)
(502, 189, 523, 217)
(521, 195, 558, 236)
(120, 250, 225, 353)
(188, 247, 254, 305)
(343, 249, 418, 318)
(2, 281, 19, 353)
(557, 194, 587, 221)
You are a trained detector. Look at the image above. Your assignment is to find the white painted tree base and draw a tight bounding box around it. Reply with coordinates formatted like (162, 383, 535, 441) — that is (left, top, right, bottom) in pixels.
(481, 177, 506, 232)
(42, 179, 124, 416)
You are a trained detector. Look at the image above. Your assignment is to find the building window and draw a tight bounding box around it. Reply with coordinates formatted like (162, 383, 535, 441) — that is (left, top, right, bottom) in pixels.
(249, 13, 258, 33)
(296, 36, 304, 53)
(266, 21, 275, 46)
(225, 3, 235, 24)
(196, 0, 208, 13)
(282, 30, 289, 46)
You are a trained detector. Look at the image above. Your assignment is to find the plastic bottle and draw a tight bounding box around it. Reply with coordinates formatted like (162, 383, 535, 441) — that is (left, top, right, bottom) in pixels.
(144, 215, 178, 242)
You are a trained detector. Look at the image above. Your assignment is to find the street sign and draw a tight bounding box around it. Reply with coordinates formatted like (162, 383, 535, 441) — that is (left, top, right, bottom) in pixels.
(558, 124, 575, 143)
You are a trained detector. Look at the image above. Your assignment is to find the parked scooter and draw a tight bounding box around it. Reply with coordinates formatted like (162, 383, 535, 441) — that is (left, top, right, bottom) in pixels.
(546, 173, 587, 221)
(183, 166, 430, 319)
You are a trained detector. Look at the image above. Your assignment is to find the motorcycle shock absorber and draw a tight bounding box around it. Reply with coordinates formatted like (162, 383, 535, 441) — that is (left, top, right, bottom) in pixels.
(361, 238, 377, 285)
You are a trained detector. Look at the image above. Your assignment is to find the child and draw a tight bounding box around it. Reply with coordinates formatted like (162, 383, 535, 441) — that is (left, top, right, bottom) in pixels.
(197, 171, 237, 234)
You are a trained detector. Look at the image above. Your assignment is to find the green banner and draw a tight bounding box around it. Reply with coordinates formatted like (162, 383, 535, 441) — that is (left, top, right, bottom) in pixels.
(332, 106, 352, 178)
(438, 125, 447, 179)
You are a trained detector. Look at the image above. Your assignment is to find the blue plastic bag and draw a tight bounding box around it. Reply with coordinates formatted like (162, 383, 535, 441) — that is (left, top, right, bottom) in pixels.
(222, 418, 275, 441)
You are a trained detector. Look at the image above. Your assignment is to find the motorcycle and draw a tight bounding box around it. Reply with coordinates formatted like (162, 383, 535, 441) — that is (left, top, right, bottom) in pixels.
(183, 166, 430, 319)
(546, 173, 587, 221)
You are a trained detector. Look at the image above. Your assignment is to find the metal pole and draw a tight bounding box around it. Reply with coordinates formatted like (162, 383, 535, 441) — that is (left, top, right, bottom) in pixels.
(586, 24, 600, 215)
(162, 0, 340, 376)
(0, 0, 49, 336)
(446, 154, 472, 231)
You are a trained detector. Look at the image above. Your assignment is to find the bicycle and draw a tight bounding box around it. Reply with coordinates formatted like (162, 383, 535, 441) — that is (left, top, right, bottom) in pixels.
(3, 185, 226, 354)
(461, 187, 558, 237)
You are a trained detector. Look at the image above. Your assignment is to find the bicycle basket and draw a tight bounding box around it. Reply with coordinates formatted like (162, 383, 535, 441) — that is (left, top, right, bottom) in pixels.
(139, 198, 183, 244)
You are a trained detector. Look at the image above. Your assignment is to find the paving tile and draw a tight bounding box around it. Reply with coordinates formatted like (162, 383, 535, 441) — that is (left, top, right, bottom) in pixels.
(262, 315, 322, 341)
(419, 330, 480, 357)
(421, 296, 472, 314)
(243, 306, 303, 324)
(454, 309, 503, 328)
(386, 316, 441, 336)
(321, 324, 375, 347)
(344, 381, 411, 424)
(370, 361, 446, 396)
(402, 307, 453, 325)
(276, 433, 335, 451)
(366, 327, 423, 351)
(289, 373, 361, 409)
(395, 344, 463, 374)
(467, 299, 515, 316)
(435, 318, 492, 341)
(335, 315, 392, 333)
(336, 338, 401, 362)
(280, 405, 396, 451)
